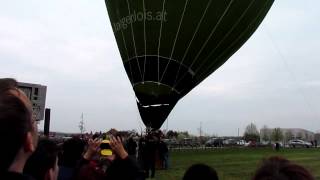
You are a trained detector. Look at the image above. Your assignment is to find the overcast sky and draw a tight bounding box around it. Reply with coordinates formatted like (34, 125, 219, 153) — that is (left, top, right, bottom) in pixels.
(1, 0, 320, 136)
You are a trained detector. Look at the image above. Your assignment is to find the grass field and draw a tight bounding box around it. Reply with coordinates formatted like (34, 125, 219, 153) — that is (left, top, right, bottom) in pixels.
(151, 148, 320, 180)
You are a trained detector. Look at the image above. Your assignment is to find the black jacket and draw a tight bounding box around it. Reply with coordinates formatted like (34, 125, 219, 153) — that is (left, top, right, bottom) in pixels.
(74, 156, 145, 180)
(105, 156, 145, 180)
(0, 171, 35, 180)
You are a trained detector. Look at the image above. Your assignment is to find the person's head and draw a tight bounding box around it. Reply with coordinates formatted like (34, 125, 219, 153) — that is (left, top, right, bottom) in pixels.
(24, 139, 60, 180)
(183, 163, 219, 180)
(59, 137, 85, 167)
(0, 78, 38, 172)
(253, 156, 315, 180)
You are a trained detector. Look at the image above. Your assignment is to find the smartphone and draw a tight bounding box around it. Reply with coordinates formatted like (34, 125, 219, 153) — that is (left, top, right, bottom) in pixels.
(100, 140, 113, 156)
(100, 142, 111, 149)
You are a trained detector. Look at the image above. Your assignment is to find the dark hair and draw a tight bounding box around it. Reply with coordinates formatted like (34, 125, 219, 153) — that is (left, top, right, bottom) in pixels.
(74, 164, 106, 180)
(253, 156, 315, 180)
(0, 78, 33, 171)
(59, 137, 85, 167)
(183, 163, 219, 180)
(24, 139, 59, 180)
(0, 78, 17, 93)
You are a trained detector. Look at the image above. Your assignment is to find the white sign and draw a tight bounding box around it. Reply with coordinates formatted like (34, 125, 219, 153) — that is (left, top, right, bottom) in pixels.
(18, 82, 47, 121)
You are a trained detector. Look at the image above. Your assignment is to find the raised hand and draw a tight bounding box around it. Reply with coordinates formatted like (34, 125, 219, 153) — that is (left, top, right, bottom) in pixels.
(109, 136, 128, 159)
(83, 138, 102, 160)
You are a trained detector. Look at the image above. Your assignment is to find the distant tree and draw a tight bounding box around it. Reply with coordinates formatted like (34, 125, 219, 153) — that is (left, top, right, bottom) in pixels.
(297, 132, 303, 139)
(166, 130, 178, 139)
(304, 132, 312, 141)
(284, 130, 293, 142)
(315, 133, 320, 141)
(176, 131, 190, 140)
(271, 128, 283, 142)
(244, 123, 260, 142)
(177, 133, 187, 140)
(211, 133, 218, 137)
(180, 131, 190, 138)
(261, 125, 271, 143)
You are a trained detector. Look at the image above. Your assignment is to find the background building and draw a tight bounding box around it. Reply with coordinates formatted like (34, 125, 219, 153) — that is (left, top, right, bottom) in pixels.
(260, 128, 315, 143)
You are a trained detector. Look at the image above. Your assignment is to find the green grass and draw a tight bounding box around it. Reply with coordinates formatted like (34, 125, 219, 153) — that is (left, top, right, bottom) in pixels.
(150, 148, 320, 180)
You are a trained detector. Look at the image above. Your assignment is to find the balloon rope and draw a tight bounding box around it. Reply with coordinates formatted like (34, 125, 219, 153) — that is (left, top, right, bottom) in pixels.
(264, 24, 320, 123)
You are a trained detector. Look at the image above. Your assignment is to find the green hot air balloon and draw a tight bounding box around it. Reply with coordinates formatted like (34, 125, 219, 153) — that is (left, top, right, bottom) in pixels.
(105, 0, 274, 130)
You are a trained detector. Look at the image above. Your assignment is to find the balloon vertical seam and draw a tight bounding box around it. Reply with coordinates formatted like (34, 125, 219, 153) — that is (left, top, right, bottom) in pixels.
(172, 0, 213, 88)
(126, 0, 143, 80)
(159, 0, 189, 83)
(157, 0, 167, 83)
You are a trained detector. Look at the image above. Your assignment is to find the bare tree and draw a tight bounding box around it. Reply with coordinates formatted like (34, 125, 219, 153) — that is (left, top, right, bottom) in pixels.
(304, 132, 312, 141)
(271, 128, 283, 142)
(166, 130, 178, 139)
(315, 133, 320, 143)
(261, 125, 271, 143)
(297, 132, 303, 139)
(284, 130, 293, 143)
(244, 123, 260, 142)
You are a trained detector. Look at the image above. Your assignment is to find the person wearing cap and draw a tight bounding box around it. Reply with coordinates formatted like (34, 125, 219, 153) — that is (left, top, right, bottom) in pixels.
(74, 136, 145, 180)
(0, 78, 39, 180)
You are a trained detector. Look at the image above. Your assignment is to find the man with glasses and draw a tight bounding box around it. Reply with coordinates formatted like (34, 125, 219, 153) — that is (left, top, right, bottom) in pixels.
(0, 78, 38, 180)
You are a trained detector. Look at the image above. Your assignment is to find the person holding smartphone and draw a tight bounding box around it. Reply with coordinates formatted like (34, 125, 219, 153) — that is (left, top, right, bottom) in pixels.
(74, 136, 145, 180)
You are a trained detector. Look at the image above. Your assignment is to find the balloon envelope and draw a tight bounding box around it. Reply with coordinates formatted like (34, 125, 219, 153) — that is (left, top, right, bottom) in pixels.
(105, 0, 274, 129)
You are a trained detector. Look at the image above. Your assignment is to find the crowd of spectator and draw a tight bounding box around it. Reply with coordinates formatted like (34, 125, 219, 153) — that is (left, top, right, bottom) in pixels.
(0, 78, 316, 180)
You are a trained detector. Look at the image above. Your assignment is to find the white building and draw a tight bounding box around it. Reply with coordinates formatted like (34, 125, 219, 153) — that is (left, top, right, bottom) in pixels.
(260, 128, 314, 142)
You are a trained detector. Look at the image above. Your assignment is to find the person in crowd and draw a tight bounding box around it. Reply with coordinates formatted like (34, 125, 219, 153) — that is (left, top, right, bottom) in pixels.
(158, 139, 169, 169)
(74, 136, 145, 180)
(275, 142, 280, 151)
(253, 156, 315, 180)
(0, 78, 38, 180)
(126, 137, 138, 158)
(58, 137, 85, 180)
(73, 138, 105, 180)
(143, 134, 158, 178)
(24, 139, 60, 180)
(182, 163, 219, 180)
(137, 136, 146, 172)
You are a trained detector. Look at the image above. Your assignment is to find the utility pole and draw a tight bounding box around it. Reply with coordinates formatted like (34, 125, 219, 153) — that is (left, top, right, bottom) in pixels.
(79, 113, 85, 135)
(199, 122, 202, 137)
(44, 108, 51, 137)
